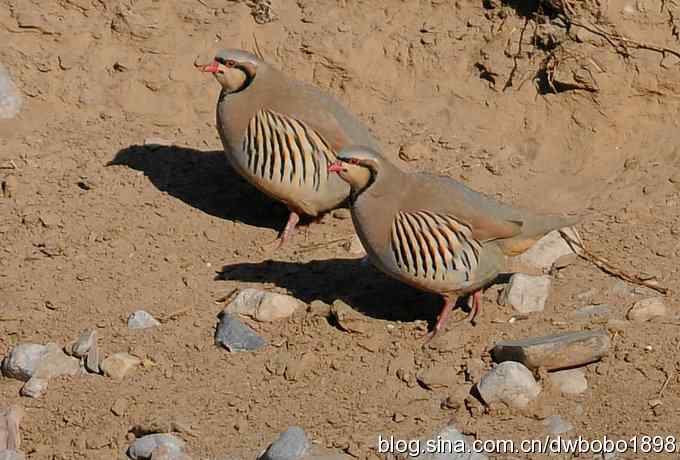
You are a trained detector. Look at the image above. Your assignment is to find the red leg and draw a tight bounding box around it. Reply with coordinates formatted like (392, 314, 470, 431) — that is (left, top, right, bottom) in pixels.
(468, 290, 482, 324)
(425, 296, 456, 342)
(276, 211, 300, 249)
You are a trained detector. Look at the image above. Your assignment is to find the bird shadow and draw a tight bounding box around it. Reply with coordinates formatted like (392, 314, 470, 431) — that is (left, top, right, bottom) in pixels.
(216, 257, 478, 326)
(108, 144, 288, 231)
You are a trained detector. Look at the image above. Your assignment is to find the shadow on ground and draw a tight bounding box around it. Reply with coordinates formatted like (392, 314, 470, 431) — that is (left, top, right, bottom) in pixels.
(109, 144, 288, 231)
(216, 257, 486, 326)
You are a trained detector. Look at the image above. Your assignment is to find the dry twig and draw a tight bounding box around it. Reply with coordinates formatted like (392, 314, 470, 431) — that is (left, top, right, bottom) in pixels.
(558, 0, 680, 60)
(559, 230, 669, 295)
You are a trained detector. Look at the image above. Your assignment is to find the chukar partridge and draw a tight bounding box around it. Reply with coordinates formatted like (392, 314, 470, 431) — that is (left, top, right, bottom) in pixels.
(201, 49, 378, 247)
(329, 146, 578, 339)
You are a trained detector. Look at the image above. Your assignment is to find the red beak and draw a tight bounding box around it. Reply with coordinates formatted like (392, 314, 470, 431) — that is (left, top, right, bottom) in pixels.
(328, 161, 344, 173)
(201, 60, 220, 73)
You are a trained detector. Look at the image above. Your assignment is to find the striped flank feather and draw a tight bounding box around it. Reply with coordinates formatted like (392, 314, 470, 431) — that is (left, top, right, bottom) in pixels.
(390, 211, 482, 281)
(242, 109, 337, 191)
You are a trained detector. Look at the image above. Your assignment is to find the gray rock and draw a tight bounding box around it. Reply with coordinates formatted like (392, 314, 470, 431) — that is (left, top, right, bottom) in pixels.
(32, 343, 81, 379)
(477, 361, 541, 409)
(491, 329, 610, 371)
(128, 434, 186, 460)
(626, 297, 667, 322)
(515, 229, 578, 271)
(19, 378, 48, 399)
(542, 415, 574, 434)
(215, 312, 266, 352)
(2, 344, 47, 381)
(0, 451, 26, 460)
(549, 368, 588, 395)
(85, 342, 102, 374)
(411, 425, 487, 460)
(0, 64, 22, 119)
(226, 289, 303, 322)
(128, 310, 161, 329)
(500, 274, 551, 313)
(259, 427, 310, 460)
(70, 329, 97, 358)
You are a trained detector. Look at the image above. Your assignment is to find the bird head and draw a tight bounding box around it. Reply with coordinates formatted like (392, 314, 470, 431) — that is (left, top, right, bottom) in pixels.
(328, 146, 383, 194)
(200, 49, 261, 93)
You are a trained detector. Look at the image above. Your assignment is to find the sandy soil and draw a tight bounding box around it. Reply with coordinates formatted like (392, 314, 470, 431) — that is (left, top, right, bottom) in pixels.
(2, 0, 680, 459)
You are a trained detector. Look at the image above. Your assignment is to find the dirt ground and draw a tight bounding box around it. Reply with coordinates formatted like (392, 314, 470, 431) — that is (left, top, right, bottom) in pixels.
(2, 0, 680, 458)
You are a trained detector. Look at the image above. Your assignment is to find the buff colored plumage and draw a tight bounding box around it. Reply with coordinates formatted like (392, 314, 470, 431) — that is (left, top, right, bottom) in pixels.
(329, 146, 578, 339)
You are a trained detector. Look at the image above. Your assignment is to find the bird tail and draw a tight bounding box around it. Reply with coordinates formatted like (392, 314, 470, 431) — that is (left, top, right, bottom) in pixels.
(497, 213, 580, 257)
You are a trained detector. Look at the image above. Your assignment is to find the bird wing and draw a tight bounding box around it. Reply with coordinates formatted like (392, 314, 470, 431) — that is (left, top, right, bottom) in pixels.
(267, 81, 379, 153)
(403, 174, 524, 244)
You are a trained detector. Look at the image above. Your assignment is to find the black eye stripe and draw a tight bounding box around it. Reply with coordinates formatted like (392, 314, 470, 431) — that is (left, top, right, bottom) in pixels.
(215, 57, 226, 64)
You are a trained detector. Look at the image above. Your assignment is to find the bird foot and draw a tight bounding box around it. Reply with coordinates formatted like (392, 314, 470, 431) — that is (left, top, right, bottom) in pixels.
(266, 211, 300, 250)
(454, 290, 481, 325)
(425, 291, 482, 341)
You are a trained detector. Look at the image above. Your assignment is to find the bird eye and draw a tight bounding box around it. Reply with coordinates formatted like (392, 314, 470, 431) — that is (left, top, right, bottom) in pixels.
(349, 158, 359, 165)
(225, 60, 236, 67)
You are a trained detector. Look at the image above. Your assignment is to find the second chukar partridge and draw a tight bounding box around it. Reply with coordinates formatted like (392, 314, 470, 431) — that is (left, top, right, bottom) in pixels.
(201, 49, 379, 247)
(328, 146, 578, 339)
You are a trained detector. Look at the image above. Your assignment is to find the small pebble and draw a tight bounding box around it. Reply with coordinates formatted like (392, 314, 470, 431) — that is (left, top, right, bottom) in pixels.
(549, 368, 588, 395)
(331, 209, 351, 220)
(477, 361, 541, 409)
(69, 329, 97, 358)
(259, 427, 310, 460)
(543, 415, 574, 434)
(0, 64, 22, 119)
(128, 434, 186, 460)
(215, 312, 266, 352)
(101, 353, 141, 380)
(626, 297, 667, 322)
(128, 310, 161, 329)
(500, 274, 551, 313)
(226, 289, 303, 322)
(19, 378, 48, 399)
(2, 344, 48, 381)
